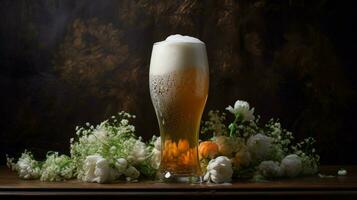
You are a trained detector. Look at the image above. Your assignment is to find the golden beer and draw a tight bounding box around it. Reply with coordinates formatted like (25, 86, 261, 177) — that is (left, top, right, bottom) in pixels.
(149, 35, 209, 181)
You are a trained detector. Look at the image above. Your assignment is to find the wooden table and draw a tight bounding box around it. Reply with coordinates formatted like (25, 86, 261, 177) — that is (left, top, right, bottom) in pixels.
(0, 166, 357, 199)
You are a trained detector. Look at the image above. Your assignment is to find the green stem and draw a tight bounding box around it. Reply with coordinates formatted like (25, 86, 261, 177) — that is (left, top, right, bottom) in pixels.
(229, 113, 241, 137)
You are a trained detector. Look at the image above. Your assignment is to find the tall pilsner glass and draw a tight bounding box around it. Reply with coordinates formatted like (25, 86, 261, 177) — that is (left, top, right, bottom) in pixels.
(149, 35, 209, 182)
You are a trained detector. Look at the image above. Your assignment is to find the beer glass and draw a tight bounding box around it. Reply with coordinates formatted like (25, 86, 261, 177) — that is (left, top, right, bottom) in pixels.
(149, 35, 209, 182)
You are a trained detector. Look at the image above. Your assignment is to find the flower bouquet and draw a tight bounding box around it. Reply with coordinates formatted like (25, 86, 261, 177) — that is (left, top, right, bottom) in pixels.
(7, 100, 320, 184)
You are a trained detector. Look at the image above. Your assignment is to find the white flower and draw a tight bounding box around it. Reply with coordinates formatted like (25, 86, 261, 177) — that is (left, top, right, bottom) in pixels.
(120, 119, 129, 126)
(247, 133, 273, 161)
(127, 138, 147, 165)
(148, 136, 161, 169)
(258, 161, 283, 178)
(114, 158, 128, 172)
(204, 156, 233, 184)
(40, 153, 75, 181)
(154, 136, 161, 150)
(7, 152, 41, 180)
(87, 126, 108, 143)
(214, 136, 239, 157)
(124, 165, 140, 181)
(82, 155, 117, 183)
(281, 154, 302, 178)
(337, 169, 347, 176)
(93, 126, 108, 140)
(16, 155, 41, 180)
(150, 148, 161, 169)
(226, 100, 255, 121)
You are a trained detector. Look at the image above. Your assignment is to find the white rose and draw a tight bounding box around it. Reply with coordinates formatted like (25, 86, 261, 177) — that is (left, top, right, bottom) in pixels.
(226, 100, 255, 121)
(128, 138, 147, 165)
(82, 155, 117, 183)
(150, 148, 161, 169)
(247, 133, 273, 161)
(204, 156, 233, 184)
(281, 154, 302, 178)
(124, 165, 140, 181)
(258, 161, 283, 178)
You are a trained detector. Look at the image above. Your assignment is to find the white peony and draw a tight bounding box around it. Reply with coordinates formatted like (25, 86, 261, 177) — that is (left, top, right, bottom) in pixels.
(258, 161, 283, 178)
(226, 100, 255, 121)
(82, 155, 117, 183)
(127, 138, 147, 165)
(204, 156, 233, 184)
(247, 133, 273, 161)
(280, 154, 302, 178)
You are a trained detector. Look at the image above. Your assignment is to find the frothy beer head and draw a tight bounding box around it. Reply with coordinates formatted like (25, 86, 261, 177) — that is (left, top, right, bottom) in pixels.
(149, 34, 208, 75)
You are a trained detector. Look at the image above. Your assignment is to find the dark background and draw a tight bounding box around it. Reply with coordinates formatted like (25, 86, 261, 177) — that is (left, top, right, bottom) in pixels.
(0, 0, 356, 165)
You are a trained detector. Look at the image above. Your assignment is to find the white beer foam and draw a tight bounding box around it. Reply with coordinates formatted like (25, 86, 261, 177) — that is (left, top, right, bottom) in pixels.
(164, 34, 204, 44)
(150, 34, 207, 75)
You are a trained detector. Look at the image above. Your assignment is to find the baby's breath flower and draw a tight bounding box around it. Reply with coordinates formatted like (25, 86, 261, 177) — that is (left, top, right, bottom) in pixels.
(7, 151, 41, 180)
(70, 112, 150, 182)
(121, 119, 129, 126)
(201, 110, 227, 136)
(40, 152, 75, 181)
(92, 126, 109, 141)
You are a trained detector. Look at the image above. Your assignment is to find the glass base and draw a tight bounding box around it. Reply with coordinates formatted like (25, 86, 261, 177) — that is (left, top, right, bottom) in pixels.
(157, 171, 203, 183)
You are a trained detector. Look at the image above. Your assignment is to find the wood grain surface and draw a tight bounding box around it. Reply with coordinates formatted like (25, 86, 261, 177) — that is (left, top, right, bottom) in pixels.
(0, 165, 356, 199)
